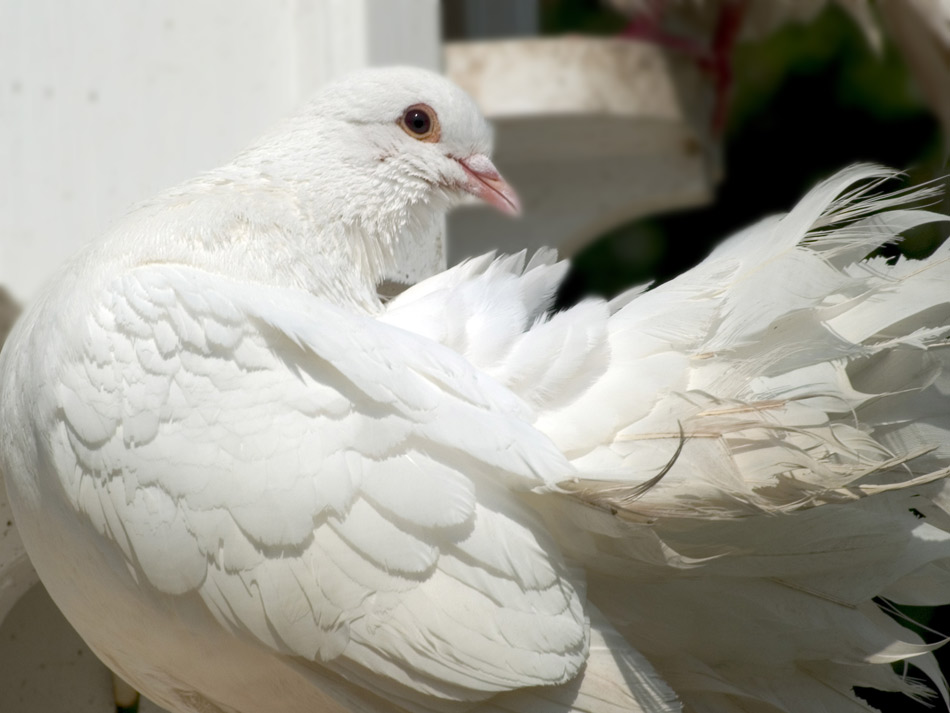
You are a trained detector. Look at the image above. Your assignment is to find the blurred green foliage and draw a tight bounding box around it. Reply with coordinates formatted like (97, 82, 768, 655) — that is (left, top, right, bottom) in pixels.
(540, 0, 625, 34)
(543, 2, 946, 305)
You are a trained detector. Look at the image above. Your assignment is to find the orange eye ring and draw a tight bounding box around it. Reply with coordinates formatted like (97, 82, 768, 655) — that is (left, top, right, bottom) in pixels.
(399, 103, 440, 143)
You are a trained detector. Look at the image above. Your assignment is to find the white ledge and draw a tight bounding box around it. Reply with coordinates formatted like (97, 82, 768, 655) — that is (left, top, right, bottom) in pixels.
(445, 36, 718, 261)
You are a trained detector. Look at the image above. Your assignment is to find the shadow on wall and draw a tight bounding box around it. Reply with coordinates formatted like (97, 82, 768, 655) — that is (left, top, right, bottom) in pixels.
(0, 289, 20, 352)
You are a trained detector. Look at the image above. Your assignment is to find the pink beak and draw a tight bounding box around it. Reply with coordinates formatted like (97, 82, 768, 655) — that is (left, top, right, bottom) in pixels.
(457, 154, 521, 216)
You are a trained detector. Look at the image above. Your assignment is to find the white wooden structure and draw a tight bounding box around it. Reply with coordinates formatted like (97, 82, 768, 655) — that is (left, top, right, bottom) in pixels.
(446, 36, 714, 263)
(0, 2, 716, 711)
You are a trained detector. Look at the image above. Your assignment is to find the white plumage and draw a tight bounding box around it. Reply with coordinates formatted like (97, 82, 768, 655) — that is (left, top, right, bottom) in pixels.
(2, 67, 950, 713)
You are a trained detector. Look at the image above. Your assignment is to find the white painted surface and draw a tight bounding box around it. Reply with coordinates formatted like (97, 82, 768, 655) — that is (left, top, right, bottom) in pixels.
(445, 37, 715, 262)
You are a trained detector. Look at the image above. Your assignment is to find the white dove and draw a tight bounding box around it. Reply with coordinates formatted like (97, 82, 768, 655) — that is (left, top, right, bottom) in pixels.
(2, 66, 950, 713)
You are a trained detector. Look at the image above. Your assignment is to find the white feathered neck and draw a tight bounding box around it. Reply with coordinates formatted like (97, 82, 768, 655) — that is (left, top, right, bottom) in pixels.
(81, 67, 493, 312)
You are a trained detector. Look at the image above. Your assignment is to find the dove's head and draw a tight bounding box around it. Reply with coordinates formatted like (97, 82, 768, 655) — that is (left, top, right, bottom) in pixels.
(235, 66, 519, 225)
(326, 66, 519, 216)
(224, 66, 518, 293)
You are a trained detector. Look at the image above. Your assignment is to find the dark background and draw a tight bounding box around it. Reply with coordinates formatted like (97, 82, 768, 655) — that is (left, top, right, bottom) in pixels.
(544, 0, 948, 301)
(542, 2, 950, 711)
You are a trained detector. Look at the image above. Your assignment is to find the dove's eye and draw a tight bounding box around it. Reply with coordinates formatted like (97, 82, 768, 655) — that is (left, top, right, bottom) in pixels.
(400, 104, 440, 142)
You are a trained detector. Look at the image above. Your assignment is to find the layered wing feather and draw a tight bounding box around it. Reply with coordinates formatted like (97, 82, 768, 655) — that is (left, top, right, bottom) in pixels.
(52, 263, 588, 708)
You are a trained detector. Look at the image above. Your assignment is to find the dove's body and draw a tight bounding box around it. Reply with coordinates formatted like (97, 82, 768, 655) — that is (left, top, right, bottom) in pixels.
(3, 68, 950, 713)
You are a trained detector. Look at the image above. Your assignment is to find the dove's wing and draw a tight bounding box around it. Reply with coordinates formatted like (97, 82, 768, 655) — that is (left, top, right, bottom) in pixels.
(48, 261, 596, 709)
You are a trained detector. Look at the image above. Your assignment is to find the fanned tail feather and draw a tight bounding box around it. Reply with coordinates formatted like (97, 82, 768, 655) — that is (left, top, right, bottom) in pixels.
(382, 165, 950, 712)
(531, 165, 950, 712)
